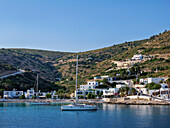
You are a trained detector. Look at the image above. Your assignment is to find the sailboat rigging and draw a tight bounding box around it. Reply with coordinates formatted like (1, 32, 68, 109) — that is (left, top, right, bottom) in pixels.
(61, 55, 98, 111)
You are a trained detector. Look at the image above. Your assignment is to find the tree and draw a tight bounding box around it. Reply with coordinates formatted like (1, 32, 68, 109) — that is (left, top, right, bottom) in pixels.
(118, 87, 124, 93)
(124, 86, 129, 96)
(98, 92, 103, 98)
(102, 78, 109, 85)
(0, 89, 5, 98)
(130, 88, 137, 95)
(19, 94, 26, 99)
(145, 82, 161, 90)
(45, 93, 51, 99)
(87, 93, 95, 99)
(130, 67, 135, 75)
(102, 78, 116, 88)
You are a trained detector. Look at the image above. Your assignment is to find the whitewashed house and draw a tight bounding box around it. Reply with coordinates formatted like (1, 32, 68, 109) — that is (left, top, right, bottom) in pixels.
(94, 76, 101, 80)
(80, 81, 99, 90)
(3, 89, 23, 99)
(148, 78, 164, 84)
(148, 83, 169, 99)
(139, 78, 148, 85)
(159, 83, 169, 99)
(51, 90, 58, 99)
(101, 76, 113, 82)
(140, 78, 164, 84)
(110, 80, 130, 86)
(103, 88, 119, 101)
(131, 54, 143, 60)
(116, 84, 126, 89)
(135, 84, 146, 88)
(25, 88, 35, 99)
(75, 90, 95, 98)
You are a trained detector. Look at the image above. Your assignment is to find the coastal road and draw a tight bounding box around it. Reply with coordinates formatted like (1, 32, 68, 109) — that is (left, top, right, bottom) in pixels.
(0, 70, 25, 79)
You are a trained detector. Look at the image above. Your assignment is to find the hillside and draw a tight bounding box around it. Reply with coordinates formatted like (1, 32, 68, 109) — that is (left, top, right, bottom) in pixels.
(0, 63, 17, 77)
(0, 71, 64, 91)
(0, 48, 73, 80)
(57, 30, 170, 86)
(0, 30, 169, 91)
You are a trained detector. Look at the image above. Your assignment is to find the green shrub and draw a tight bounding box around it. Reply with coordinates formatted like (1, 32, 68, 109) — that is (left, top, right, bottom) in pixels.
(87, 93, 95, 99)
(19, 95, 26, 99)
(45, 93, 51, 99)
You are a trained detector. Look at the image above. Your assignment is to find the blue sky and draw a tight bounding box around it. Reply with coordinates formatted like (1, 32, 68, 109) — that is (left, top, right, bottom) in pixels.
(0, 0, 169, 52)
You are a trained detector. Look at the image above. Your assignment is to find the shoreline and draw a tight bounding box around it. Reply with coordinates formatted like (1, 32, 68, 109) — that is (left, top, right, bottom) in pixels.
(0, 99, 170, 105)
(107, 101, 170, 105)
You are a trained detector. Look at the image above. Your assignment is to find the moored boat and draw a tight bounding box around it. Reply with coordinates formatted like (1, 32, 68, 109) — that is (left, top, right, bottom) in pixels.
(61, 104, 98, 111)
(61, 55, 98, 111)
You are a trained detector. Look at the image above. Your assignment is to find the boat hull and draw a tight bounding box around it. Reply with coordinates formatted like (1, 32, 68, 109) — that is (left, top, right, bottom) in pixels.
(61, 104, 98, 111)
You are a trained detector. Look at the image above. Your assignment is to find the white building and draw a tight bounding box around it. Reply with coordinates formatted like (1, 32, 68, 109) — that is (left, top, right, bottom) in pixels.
(103, 88, 119, 101)
(25, 88, 35, 99)
(3, 89, 23, 99)
(80, 81, 99, 90)
(135, 84, 146, 88)
(38, 92, 48, 99)
(161, 83, 168, 88)
(148, 78, 164, 84)
(136, 88, 148, 94)
(131, 54, 143, 60)
(103, 88, 119, 96)
(101, 75, 109, 80)
(140, 78, 164, 84)
(51, 90, 58, 99)
(101, 76, 113, 82)
(94, 76, 101, 80)
(109, 80, 130, 86)
(139, 78, 148, 85)
(75, 90, 95, 98)
(148, 83, 169, 99)
(160, 84, 169, 99)
(116, 84, 126, 89)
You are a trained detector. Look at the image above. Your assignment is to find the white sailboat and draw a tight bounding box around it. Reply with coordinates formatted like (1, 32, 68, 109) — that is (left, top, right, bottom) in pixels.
(61, 55, 98, 111)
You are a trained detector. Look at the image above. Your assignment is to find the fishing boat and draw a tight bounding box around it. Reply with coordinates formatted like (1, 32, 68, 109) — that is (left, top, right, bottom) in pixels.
(61, 55, 98, 111)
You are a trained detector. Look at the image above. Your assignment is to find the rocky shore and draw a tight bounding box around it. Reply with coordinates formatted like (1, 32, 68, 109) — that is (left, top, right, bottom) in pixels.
(107, 100, 170, 105)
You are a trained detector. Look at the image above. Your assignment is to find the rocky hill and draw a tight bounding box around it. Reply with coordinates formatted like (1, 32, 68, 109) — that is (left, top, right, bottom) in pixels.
(0, 30, 169, 91)
(0, 48, 73, 80)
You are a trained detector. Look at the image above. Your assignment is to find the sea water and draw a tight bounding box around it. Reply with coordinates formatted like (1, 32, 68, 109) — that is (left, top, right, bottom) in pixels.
(0, 103, 170, 128)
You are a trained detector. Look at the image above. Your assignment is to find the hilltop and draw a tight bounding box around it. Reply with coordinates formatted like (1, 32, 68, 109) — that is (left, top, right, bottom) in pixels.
(0, 30, 169, 92)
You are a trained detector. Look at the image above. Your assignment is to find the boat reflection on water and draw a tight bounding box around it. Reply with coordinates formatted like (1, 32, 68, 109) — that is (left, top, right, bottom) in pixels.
(30, 101, 51, 105)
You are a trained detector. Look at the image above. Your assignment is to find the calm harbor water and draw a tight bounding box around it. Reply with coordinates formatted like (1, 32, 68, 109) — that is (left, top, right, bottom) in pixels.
(0, 103, 170, 128)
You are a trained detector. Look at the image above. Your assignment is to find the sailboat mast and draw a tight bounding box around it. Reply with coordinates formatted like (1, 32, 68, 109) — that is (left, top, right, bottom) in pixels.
(36, 74, 38, 92)
(76, 55, 78, 90)
(75, 55, 78, 103)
